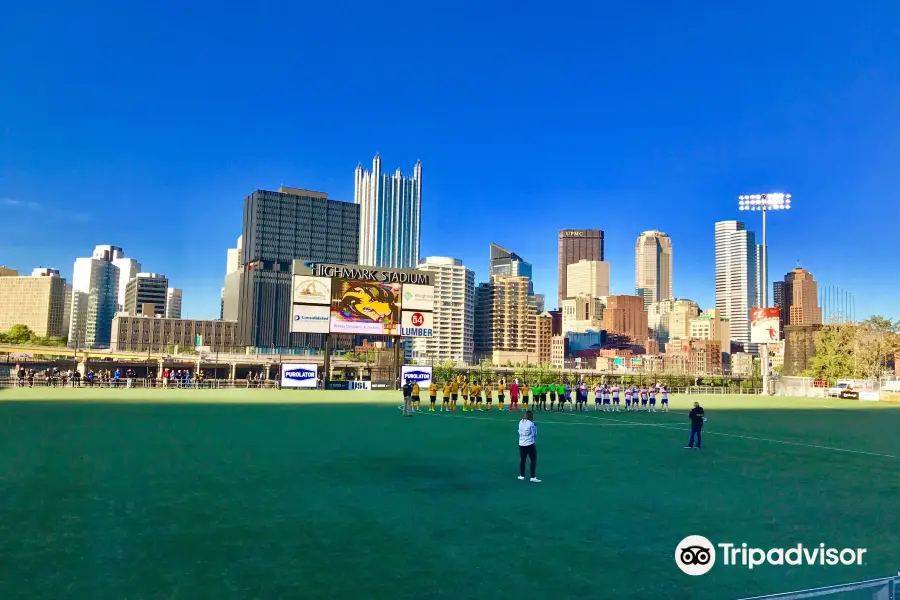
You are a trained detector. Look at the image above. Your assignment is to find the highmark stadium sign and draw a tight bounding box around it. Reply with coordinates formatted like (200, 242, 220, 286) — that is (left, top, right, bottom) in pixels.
(293, 261, 434, 286)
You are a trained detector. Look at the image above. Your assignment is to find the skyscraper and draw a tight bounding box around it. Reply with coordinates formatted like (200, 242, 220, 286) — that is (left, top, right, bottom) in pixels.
(489, 243, 532, 279)
(714, 221, 758, 345)
(92, 245, 141, 312)
(635, 230, 673, 310)
(355, 154, 422, 268)
(222, 236, 242, 322)
(0, 268, 67, 337)
(166, 288, 183, 319)
(238, 187, 359, 349)
(412, 257, 475, 366)
(69, 246, 121, 348)
(475, 275, 537, 363)
(781, 267, 822, 326)
(565, 259, 610, 299)
(124, 273, 168, 316)
(558, 229, 604, 308)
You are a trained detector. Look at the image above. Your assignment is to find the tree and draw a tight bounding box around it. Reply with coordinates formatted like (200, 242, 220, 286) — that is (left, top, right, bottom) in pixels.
(6, 324, 35, 344)
(803, 316, 900, 382)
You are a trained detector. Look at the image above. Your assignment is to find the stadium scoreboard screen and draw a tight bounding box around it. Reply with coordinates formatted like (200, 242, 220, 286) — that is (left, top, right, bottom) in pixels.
(291, 261, 435, 337)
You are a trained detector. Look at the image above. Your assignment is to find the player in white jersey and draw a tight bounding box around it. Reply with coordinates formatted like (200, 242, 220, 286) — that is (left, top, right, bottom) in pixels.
(660, 386, 670, 412)
(611, 385, 620, 411)
(594, 383, 603, 411)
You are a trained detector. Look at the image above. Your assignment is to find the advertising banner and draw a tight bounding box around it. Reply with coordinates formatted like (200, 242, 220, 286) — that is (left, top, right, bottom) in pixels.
(292, 275, 332, 305)
(400, 365, 433, 388)
(400, 310, 434, 337)
(281, 363, 318, 388)
(401, 284, 435, 311)
(750, 308, 781, 343)
(324, 381, 371, 391)
(330, 280, 401, 335)
(291, 304, 331, 333)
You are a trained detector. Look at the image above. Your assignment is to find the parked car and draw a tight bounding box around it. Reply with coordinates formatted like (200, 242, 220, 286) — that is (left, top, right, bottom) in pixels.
(827, 382, 853, 397)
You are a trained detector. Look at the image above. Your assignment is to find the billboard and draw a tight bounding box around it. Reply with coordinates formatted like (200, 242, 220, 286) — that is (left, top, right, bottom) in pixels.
(751, 307, 781, 343)
(293, 276, 332, 305)
(401, 365, 432, 388)
(401, 284, 434, 311)
(291, 304, 331, 333)
(330, 280, 402, 334)
(400, 310, 434, 337)
(281, 363, 318, 388)
(290, 261, 434, 337)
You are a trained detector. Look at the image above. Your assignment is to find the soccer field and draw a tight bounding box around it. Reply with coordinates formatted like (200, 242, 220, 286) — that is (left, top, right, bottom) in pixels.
(1, 388, 898, 600)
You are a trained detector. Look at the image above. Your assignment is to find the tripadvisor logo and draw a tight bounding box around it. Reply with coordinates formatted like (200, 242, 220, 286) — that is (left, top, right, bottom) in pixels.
(675, 536, 867, 576)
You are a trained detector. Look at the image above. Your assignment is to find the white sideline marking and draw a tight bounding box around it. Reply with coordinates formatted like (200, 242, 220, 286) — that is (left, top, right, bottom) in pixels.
(567, 412, 900, 460)
(419, 411, 640, 427)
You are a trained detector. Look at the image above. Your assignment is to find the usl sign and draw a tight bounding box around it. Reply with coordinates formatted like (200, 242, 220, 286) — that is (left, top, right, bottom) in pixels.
(291, 304, 331, 333)
(401, 365, 432, 388)
(281, 363, 318, 388)
(400, 310, 434, 337)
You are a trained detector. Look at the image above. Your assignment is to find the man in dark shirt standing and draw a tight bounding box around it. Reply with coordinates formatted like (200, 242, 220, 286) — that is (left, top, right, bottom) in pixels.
(401, 378, 414, 417)
(685, 402, 706, 449)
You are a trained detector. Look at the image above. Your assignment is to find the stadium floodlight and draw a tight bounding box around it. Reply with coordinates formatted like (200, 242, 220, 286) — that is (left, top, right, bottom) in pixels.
(738, 192, 793, 397)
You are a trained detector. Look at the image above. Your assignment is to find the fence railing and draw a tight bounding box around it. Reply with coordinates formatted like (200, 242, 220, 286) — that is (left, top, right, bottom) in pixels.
(0, 377, 280, 390)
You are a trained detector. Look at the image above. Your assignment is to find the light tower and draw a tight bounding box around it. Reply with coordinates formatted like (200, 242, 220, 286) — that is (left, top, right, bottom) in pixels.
(738, 192, 792, 395)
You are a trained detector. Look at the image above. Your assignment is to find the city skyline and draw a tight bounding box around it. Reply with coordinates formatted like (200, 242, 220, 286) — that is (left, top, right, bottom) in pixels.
(3, 3, 899, 321)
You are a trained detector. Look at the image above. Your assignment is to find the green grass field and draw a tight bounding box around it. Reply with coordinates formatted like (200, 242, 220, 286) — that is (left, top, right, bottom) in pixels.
(0, 388, 898, 600)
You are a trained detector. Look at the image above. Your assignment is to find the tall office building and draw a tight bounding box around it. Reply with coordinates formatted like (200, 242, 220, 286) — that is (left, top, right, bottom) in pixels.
(238, 187, 359, 349)
(489, 243, 532, 279)
(601, 295, 649, 343)
(635, 230, 673, 310)
(714, 221, 758, 345)
(92, 245, 141, 312)
(355, 153, 422, 268)
(124, 273, 168, 316)
(756, 244, 765, 308)
(69, 246, 121, 348)
(475, 275, 537, 364)
(0, 268, 67, 337)
(780, 267, 822, 326)
(648, 298, 700, 346)
(166, 288, 183, 319)
(565, 259, 610, 299)
(412, 257, 475, 366)
(558, 229, 604, 308)
(222, 236, 242, 321)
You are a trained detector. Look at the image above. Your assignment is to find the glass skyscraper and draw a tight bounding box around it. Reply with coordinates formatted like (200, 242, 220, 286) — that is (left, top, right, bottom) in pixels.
(237, 187, 359, 350)
(355, 153, 422, 269)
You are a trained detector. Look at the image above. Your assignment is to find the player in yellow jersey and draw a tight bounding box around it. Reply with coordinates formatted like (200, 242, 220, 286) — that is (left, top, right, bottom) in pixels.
(521, 382, 530, 409)
(442, 381, 452, 412)
(450, 379, 459, 411)
(484, 381, 493, 411)
(461, 380, 470, 411)
(428, 381, 438, 411)
(497, 380, 506, 411)
(412, 382, 421, 411)
(471, 381, 481, 411)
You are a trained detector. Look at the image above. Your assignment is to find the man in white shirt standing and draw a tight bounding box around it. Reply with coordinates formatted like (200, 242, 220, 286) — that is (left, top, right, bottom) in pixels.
(517, 410, 541, 482)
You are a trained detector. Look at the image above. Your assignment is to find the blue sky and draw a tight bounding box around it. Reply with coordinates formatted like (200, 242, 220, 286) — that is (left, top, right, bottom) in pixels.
(2, 0, 899, 320)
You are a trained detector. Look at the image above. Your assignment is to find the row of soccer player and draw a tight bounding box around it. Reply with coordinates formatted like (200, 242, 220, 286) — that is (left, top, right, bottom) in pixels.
(406, 380, 671, 413)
